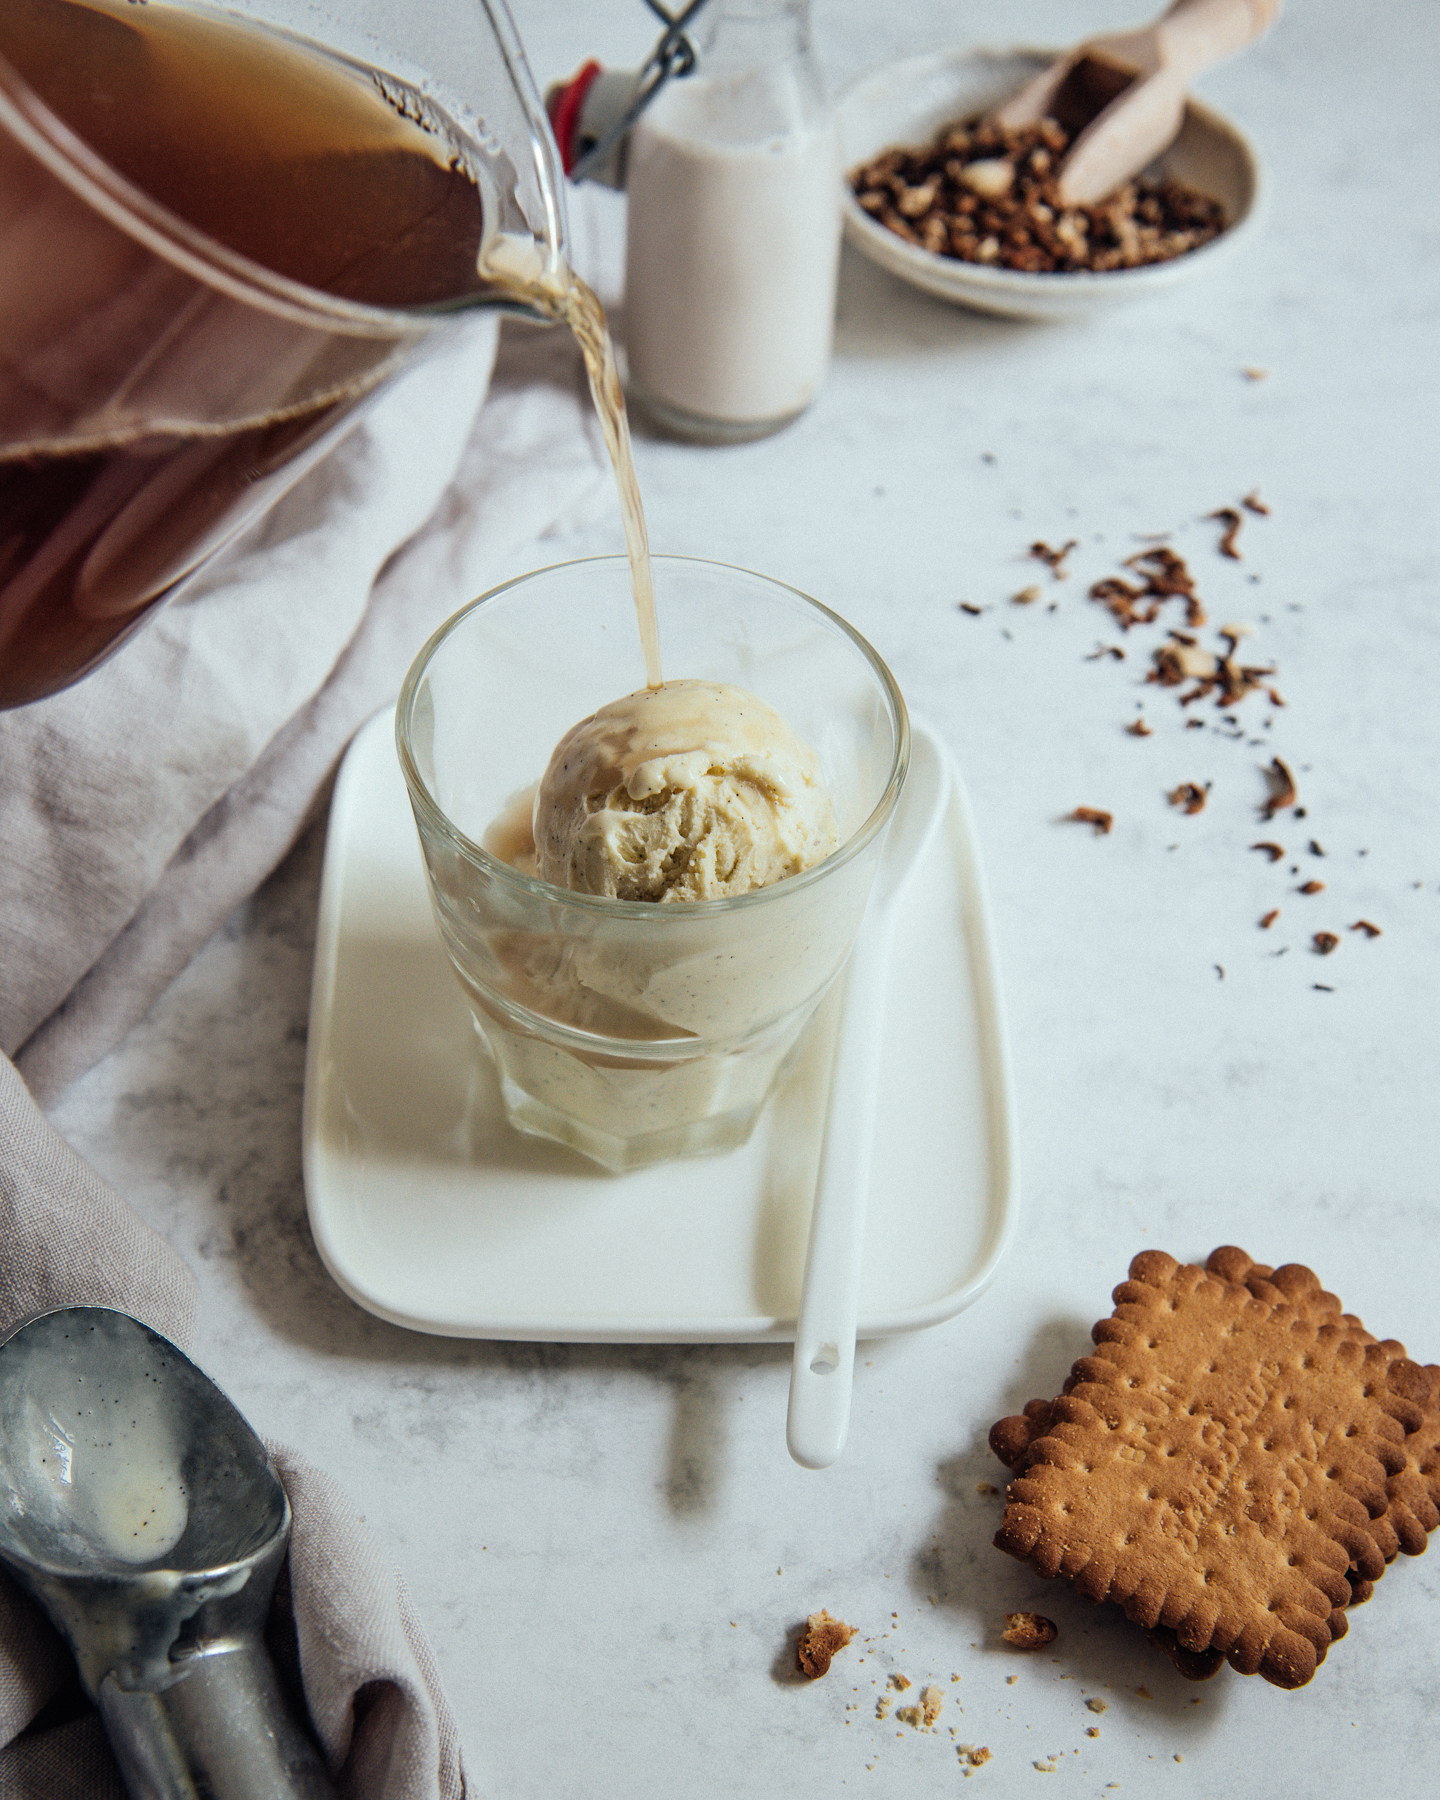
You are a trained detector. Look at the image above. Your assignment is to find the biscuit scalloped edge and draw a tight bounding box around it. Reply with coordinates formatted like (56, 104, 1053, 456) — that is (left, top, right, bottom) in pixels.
(987, 1246, 1440, 1690)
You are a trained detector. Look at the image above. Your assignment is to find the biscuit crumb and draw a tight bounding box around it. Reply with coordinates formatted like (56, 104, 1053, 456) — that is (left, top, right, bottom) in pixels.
(888, 1673, 911, 1691)
(796, 1610, 856, 1679)
(1136, 1686, 1153, 1699)
(958, 1745, 992, 1769)
(1003, 1612, 1057, 1649)
(976, 1482, 1000, 1495)
(876, 1695, 892, 1719)
(1006, 1674, 1018, 1685)
(1014, 585, 1042, 605)
(1085, 1698, 1108, 1714)
(1086, 1727, 1100, 1738)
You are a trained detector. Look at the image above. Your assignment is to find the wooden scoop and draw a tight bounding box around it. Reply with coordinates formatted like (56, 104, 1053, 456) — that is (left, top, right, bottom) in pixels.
(992, 0, 1280, 206)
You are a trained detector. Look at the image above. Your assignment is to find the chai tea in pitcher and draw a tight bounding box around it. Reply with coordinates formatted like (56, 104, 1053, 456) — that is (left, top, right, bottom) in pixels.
(0, 0, 497, 707)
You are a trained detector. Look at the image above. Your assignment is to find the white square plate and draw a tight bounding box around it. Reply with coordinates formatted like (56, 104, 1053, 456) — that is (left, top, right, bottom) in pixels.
(302, 708, 1017, 1342)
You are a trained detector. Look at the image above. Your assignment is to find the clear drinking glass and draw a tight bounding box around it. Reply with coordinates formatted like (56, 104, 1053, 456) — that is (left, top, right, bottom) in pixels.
(0, 0, 567, 708)
(396, 555, 909, 1174)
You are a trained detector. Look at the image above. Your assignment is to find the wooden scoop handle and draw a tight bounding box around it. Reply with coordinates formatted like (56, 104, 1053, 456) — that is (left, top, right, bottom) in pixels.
(995, 0, 1279, 130)
(1146, 0, 1282, 81)
(1055, 0, 1280, 204)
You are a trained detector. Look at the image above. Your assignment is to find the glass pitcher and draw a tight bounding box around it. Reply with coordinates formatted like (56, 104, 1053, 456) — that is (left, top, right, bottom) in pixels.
(0, 0, 570, 709)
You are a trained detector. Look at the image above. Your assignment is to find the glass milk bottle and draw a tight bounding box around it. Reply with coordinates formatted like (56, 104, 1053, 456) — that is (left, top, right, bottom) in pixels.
(622, 0, 842, 442)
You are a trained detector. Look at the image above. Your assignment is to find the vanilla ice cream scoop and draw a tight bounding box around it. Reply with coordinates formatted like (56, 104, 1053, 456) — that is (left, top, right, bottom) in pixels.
(534, 679, 838, 901)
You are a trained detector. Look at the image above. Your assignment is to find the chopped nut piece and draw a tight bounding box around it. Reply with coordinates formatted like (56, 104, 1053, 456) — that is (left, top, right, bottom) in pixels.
(1013, 584, 1042, 604)
(1308, 838, 1325, 855)
(1030, 539, 1079, 577)
(1127, 546, 1202, 614)
(1089, 575, 1151, 629)
(1242, 366, 1268, 381)
(1298, 879, 1325, 895)
(1168, 781, 1209, 814)
(1126, 718, 1153, 736)
(1313, 931, 1340, 955)
(1350, 919, 1382, 938)
(1002, 1612, 1057, 1648)
(960, 157, 1014, 198)
(796, 1610, 857, 1678)
(1251, 841, 1285, 861)
(1242, 490, 1271, 516)
(895, 181, 938, 218)
(1091, 547, 1206, 634)
(1086, 644, 1125, 661)
(1151, 636, 1217, 689)
(1209, 507, 1244, 559)
(851, 117, 1223, 274)
(958, 602, 984, 615)
(1259, 756, 1297, 817)
(1259, 909, 1280, 929)
(1068, 807, 1113, 835)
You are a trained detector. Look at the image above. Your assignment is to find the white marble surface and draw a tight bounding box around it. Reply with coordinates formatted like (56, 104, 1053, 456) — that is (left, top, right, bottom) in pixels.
(46, 1, 1440, 1794)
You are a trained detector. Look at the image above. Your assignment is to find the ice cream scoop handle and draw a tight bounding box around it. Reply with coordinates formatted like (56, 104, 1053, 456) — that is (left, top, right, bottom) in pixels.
(786, 926, 892, 1471)
(100, 1643, 335, 1800)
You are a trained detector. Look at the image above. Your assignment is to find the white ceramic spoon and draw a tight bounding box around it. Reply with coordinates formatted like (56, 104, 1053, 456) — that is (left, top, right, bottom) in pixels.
(786, 722, 953, 1471)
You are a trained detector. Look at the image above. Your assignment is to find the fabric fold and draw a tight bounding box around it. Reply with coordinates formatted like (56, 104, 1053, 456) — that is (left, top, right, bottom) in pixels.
(0, 1052, 468, 1799)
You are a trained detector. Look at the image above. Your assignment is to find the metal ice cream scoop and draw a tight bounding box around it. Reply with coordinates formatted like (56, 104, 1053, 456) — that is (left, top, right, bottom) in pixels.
(0, 1307, 334, 1800)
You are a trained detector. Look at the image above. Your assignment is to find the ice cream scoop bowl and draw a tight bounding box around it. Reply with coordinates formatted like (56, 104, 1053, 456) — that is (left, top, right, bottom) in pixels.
(0, 1307, 333, 1800)
(397, 555, 909, 1172)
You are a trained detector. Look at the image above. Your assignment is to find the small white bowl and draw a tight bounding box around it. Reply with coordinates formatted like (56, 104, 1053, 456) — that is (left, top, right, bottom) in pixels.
(837, 47, 1261, 321)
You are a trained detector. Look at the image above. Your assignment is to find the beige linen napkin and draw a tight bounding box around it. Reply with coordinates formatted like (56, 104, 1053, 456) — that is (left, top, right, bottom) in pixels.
(0, 186, 625, 1107)
(0, 1052, 466, 1799)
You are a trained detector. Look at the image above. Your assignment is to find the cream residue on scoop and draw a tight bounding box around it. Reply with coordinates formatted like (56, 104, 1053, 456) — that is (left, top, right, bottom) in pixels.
(23, 1377, 189, 1565)
(533, 679, 837, 901)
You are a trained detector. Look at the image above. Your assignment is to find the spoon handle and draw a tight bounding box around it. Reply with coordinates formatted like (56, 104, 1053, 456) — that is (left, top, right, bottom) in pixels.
(786, 921, 893, 1470)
